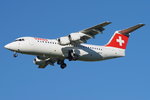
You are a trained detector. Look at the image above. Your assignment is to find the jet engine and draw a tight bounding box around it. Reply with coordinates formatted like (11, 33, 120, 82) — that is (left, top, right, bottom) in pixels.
(58, 32, 84, 45)
(33, 56, 56, 68)
(33, 57, 48, 66)
(57, 36, 70, 45)
(37, 56, 48, 60)
(68, 33, 81, 41)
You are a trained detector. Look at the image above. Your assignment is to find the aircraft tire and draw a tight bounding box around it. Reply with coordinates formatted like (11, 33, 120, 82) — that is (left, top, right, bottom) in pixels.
(60, 63, 67, 69)
(13, 53, 18, 57)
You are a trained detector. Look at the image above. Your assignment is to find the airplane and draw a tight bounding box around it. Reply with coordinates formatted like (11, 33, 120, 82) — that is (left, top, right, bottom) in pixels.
(4, 22, 145, 69)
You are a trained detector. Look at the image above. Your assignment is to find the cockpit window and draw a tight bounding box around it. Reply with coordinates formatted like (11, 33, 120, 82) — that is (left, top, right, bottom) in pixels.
(15, 39, 25, 41)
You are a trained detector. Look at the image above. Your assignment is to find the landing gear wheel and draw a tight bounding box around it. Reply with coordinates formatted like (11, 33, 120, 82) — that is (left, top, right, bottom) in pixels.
(57, 60, 62, 65)
(60, 63, 67, 69)
(13, 53, 18, 57)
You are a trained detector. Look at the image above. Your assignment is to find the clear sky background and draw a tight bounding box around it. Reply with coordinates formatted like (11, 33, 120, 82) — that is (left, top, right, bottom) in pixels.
(0, 0, 150, 100)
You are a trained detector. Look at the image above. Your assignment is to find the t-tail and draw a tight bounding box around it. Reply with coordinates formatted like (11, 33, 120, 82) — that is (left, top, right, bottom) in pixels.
(106, 24, 145, 50)
(104, 24, 145, 58)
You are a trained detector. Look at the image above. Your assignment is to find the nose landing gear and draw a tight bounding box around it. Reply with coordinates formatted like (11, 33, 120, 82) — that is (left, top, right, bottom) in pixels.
(13, 52, 18, 57)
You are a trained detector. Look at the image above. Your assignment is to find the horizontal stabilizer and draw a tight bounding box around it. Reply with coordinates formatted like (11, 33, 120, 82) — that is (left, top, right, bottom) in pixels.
(119, 24, 145, 35)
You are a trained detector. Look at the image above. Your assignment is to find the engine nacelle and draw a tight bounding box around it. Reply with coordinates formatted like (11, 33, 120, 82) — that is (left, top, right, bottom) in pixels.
(37, 56, 48, 60)
(69, 33, 81, 41)
(58, 32, 86, 45)
(33, 57, 47, 66)
(57, 36, 70, 45)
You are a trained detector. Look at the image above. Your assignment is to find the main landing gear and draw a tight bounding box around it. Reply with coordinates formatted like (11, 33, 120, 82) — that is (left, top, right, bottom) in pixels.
(57, 50, 79, 69)
(68, 50, 79, 61)
(57, 60, 67, 69)
(60, 63, 67, 69)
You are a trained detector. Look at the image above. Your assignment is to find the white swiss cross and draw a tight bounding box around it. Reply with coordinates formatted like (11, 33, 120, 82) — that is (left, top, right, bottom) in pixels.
(116, 36, 125, 46)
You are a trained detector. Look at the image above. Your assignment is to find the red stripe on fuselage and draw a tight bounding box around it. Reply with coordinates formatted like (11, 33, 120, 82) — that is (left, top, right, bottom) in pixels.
(34, 38, 48, 41)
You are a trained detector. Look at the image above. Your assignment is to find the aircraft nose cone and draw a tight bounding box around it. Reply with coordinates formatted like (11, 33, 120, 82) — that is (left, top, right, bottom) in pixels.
(4, 42, 20, 51)
(4, 44, 10, 49)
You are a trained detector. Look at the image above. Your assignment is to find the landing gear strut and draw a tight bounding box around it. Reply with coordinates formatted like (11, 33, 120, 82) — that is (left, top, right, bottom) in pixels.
(13, 52, 18, 57)
(57, 60, 67, 69)
(68, 50, 79, 61)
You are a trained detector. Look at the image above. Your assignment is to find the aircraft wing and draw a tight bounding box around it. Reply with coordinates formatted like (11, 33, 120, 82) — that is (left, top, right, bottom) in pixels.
(57, 21, 111, 45)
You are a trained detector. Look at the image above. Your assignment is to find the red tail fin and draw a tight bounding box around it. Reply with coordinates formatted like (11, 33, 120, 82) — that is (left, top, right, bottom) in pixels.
(106, 31, 129, 49)
(106, 24, 145, 49)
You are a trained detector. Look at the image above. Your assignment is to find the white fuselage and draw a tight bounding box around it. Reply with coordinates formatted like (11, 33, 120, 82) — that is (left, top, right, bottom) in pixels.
(5, 37, 125, 61)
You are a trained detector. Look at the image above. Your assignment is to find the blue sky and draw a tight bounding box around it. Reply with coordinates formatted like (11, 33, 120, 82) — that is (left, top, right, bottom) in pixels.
(0, 0, 150, 100)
